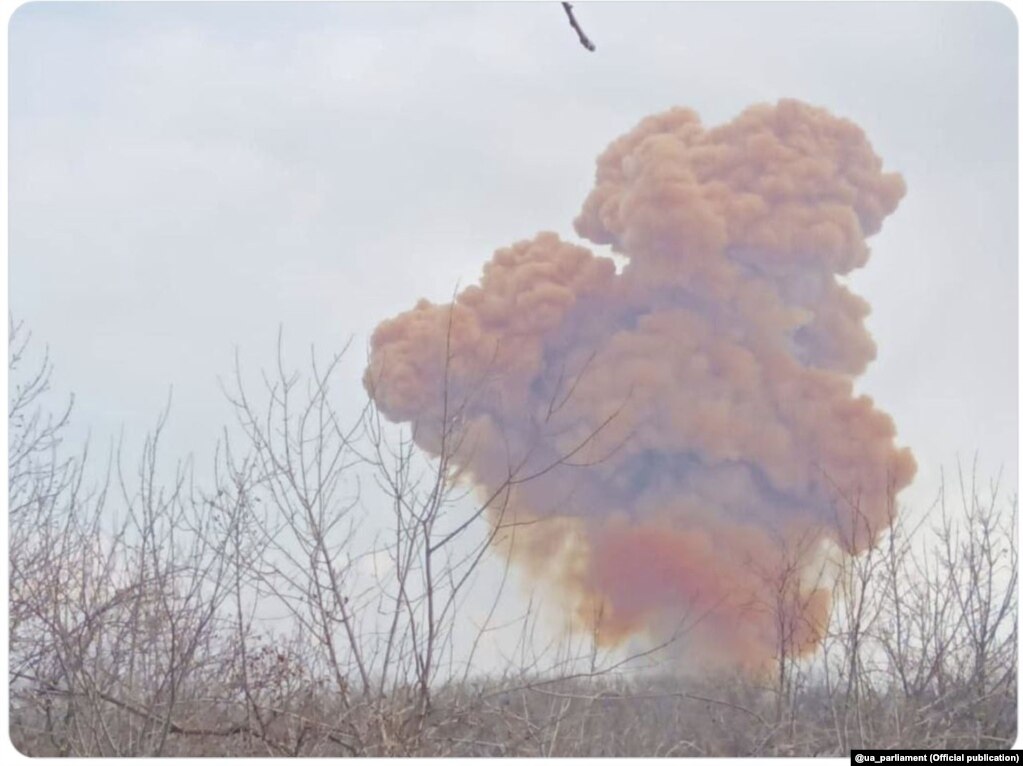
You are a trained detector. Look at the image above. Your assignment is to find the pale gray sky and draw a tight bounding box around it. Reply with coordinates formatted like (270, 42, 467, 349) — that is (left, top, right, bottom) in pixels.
(9, 0, 1018, 517)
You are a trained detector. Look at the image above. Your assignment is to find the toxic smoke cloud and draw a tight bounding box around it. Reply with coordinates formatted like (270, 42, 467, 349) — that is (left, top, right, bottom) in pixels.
(364, 99, 916, 670)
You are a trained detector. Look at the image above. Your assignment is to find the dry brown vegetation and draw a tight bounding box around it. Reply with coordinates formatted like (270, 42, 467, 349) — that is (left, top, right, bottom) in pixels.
(8, 318, 1017, 756)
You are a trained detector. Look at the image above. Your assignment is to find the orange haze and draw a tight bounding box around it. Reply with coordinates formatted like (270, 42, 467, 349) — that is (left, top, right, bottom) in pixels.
(364, 100, 916, 670)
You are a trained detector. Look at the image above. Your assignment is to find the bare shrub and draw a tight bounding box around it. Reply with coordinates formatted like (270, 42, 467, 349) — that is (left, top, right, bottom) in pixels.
(8, 319, 1016, 755)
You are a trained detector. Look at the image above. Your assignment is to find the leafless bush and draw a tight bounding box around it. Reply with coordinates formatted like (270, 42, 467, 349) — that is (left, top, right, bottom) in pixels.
(8, 319, 1017, 755)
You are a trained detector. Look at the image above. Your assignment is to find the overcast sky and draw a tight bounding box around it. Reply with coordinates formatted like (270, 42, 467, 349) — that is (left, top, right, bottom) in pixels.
(9, 1, 1018, 517)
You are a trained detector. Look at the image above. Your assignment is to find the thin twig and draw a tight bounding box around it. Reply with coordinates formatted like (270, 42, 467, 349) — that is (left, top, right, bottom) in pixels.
(561, 3, 596, 51)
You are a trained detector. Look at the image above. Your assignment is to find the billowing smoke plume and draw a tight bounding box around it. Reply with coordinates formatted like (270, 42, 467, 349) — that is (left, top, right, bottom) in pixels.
(364, 100, 916, 670)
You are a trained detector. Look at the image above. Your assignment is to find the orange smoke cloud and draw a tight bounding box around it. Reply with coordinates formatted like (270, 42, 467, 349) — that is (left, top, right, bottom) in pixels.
(364, 99, 916, 670)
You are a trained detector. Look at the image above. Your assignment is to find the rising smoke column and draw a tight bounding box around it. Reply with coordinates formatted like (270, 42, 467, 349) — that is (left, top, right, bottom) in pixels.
(364, 100, 916, 670)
